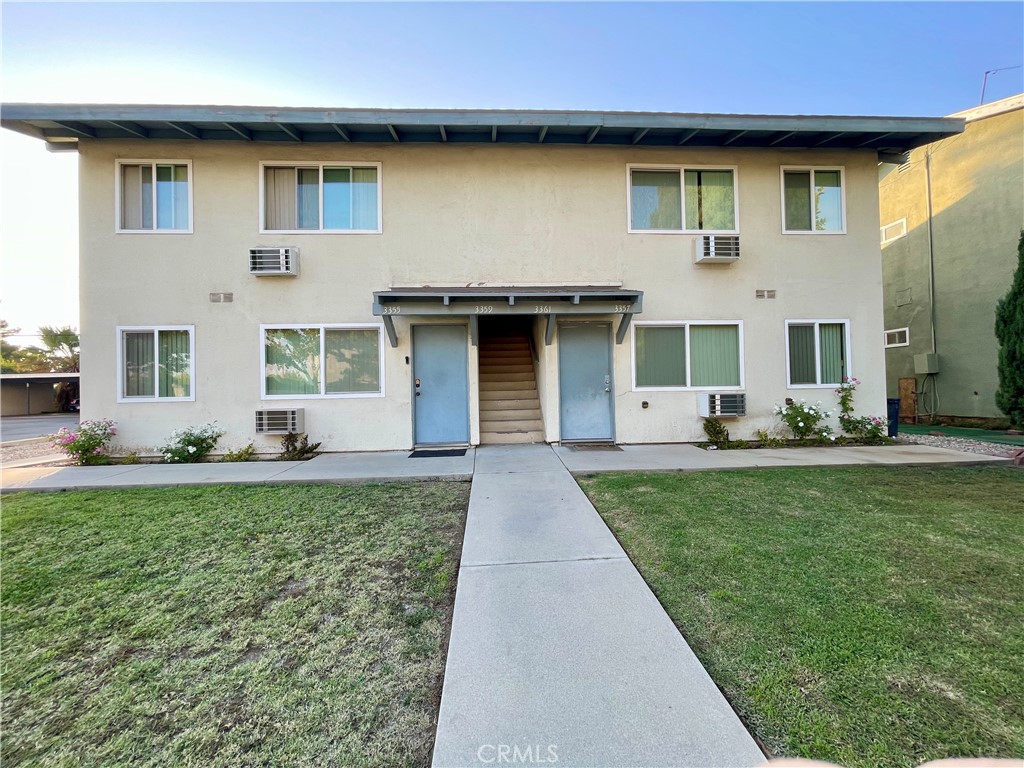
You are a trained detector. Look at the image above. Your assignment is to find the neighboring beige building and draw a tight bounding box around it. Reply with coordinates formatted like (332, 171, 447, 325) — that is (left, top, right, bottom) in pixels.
(879, 94, 1023, 421)
(2, 105, 961, 452)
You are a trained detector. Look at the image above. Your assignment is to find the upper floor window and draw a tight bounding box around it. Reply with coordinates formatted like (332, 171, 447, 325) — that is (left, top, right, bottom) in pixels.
(117, 326, 194, 402)
(884, 328, 909, 348)
(781, 167, 845, 234)
(117, 161, 192, 233)
(628, 166, 738, 233)
(261, 163, 381, 233)
(880, 219, 907, 245)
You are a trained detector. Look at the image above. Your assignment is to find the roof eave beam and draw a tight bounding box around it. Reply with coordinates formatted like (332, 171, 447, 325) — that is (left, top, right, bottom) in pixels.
(224, 123, 252, 140)
(586, 126, 601, 144)
(331, 124, 351, 141)
(722, 130, 747, 146)
(382, 316, 398, 348)
(491, 125, 498, 142)
(677, 128, 700, 145)
(769, 131, 796, 146)
(275, 122, 302, 141)
(631, 128, 649, 144)
(439, 125, 447, 142)
(858, 132, 893, 147)
(538, 126, 548, 143)
(54, 121, 96, 138)
(168, 121, 202, 139)
(387, 124, 400, 142)
(815, 131, 846, 147)
(109, 120, 148, 138)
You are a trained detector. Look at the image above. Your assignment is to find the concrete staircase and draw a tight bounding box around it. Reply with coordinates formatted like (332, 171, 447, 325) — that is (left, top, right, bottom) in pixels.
(479, 331, 545, 444)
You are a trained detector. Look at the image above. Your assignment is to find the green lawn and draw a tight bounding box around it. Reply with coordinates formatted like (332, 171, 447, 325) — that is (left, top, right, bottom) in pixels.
(1, 482, 469, 767)
(579, 466, 1024, 768)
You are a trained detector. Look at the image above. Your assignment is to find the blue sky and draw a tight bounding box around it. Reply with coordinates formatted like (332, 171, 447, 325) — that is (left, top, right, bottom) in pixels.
(1, 1, 1022, 340)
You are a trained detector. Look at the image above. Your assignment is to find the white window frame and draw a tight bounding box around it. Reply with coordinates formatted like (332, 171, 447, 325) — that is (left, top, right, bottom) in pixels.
(260, 323, 385, 399)
(630, 320, 745, 391)
(116, 325, 196, 403)
(884, 327, 910, 348)
(114, 160, 194, 234)
(626, 164, 740, 235)
(784, 319, 853, 388)
(258, 161, 383, 234)
(780, 166, 847, 235)
(880, 218, 907, 245)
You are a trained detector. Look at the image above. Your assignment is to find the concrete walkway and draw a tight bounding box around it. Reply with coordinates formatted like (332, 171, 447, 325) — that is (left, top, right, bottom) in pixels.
(433, 444, 765, 767)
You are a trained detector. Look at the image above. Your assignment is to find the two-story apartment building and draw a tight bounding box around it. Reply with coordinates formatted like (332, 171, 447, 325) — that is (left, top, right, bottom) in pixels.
(1, 105, 962, 453)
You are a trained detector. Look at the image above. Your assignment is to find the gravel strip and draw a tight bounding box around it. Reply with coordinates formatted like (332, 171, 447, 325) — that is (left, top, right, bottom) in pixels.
(0, 438, 72, 467)
(897, 433, 1017, 458)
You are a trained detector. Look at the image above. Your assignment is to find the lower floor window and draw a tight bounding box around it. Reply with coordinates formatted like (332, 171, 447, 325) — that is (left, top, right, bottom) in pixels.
(262, 325, 383, 397)
(119, 326, 194, 401)
(634, 323, 742, 388)
(787, 320, 849, 385)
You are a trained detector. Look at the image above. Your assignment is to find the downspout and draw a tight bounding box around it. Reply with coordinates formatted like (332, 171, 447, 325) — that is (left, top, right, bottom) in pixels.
(925, 149, 937, 355)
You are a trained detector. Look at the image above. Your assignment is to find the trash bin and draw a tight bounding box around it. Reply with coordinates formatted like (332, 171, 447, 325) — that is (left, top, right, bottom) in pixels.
(887, 398, 900, 437)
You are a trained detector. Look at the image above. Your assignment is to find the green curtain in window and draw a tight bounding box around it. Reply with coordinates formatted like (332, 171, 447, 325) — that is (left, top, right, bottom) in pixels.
(784, 171, 812, 231)
(684, 171, 735, 231)
(265, 328, 321, 395)
(325, 329, 380, 393)
(819, 323, 846, 384)
(690, 325, 740, 386)
(123, 331, 155, 397)
(635, 326, 686, 386)
(813, 171, 842, 231)
(297, 168, 320, 229)
(631, 171, 682, 230)
(265, 167, 297, 230)
(352, 167, 379, 230)
(788, 324, 816, 384)
(158, 330, 191, 398)
(323, 167, 352, 229)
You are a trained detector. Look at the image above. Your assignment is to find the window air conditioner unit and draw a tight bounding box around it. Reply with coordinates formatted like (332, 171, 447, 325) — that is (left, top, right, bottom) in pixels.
(694, 235, 740, 264)
(255, 408, 304, 434)
(249, 247, 299, 276)
(698, 393, 746, 418)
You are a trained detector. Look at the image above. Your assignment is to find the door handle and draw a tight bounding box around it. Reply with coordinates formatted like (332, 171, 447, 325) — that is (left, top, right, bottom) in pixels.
(604, 374, 611, 392)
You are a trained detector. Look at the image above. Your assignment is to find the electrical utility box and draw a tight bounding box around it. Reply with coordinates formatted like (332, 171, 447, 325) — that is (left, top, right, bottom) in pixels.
(914, 353, 940, 374)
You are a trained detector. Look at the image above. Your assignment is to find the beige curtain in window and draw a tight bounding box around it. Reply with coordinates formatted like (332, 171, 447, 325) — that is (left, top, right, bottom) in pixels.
(121, 164, 153, 229)
(264, 167, 297, 230)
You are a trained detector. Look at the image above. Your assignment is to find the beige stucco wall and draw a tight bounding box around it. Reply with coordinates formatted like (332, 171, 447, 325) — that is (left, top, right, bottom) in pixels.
(880, 98, 1023, 419)
(79, 140, 886, 452)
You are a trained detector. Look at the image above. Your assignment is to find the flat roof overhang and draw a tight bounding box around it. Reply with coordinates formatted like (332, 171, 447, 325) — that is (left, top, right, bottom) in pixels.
(372, 286, 644, 347)
(1, 104, 964, 161)
(0, 372, 79, 385)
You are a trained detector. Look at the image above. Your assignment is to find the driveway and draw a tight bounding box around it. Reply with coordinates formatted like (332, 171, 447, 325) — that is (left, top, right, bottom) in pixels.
(1, 414, 79, 443)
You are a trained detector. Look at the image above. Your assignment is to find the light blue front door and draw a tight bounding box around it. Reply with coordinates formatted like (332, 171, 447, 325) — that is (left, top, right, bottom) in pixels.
(558, 323, 614, 441)
(413, 325, 469, 445)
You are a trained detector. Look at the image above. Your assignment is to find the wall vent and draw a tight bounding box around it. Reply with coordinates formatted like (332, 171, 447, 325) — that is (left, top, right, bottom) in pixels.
(209, 292, 234, 303)
(249, 247, 299, 276)
(255, 408, 304, 434)
(694, 235, 740, 264)
(698, 393, 746, 418)
(755, 289, 776, 299)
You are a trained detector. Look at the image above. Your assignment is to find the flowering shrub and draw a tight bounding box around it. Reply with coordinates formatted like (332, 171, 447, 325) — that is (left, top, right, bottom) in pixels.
(50, 419, 116, 465)
(774, 399, 835, 442)
(835, 377, 889, 442)
(160, 423, 224, 463)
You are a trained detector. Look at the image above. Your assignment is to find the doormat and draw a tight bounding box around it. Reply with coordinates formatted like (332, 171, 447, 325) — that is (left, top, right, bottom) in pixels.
(568, 444, 622, 452)
(409, 449, 468, 458)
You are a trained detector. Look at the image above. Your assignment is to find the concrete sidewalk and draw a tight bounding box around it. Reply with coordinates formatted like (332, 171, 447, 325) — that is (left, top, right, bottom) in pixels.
(1, 442, 1008, 493)
(432, 444, 765, 767)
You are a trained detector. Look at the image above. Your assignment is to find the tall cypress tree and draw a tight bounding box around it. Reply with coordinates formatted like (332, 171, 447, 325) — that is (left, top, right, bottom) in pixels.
(995, 230, 1024, 429)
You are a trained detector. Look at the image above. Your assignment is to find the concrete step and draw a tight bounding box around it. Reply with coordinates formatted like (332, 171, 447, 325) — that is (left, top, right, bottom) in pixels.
(480, 344, 531, 352)
(479, 382, 536, 393)
(475, 368, 536, 376)
(479, 347, 532, 356)
(477, 407, 542, 420)
(479, 372, 536, 385)
(479, 429, 546, 445)
(481, 418, 544, 432)
(479, 397, 542, 409)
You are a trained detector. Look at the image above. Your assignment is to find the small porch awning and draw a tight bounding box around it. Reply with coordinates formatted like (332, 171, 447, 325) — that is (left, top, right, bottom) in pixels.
(372, 286, 643, 347)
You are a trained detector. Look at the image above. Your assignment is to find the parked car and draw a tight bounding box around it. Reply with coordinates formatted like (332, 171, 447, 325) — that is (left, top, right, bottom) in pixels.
(68, 398, 80, 412)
